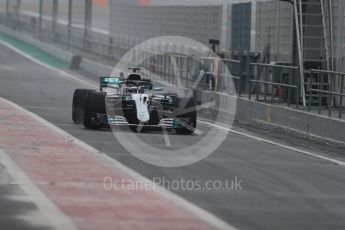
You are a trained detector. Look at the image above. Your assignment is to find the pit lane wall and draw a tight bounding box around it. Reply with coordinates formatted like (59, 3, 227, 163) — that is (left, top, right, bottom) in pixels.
(196, 90, 345, 147)
(1, 25, 344, 147)
(0, 25, 113, 76)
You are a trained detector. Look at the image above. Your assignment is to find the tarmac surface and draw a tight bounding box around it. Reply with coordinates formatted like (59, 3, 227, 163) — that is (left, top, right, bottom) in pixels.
(1, 42, 345, 230)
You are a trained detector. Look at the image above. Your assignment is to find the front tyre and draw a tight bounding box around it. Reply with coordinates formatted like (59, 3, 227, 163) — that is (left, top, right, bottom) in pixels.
(72, 89, 95, 124)
(175, 112, 197, 134)
(83, 91, 106, 130)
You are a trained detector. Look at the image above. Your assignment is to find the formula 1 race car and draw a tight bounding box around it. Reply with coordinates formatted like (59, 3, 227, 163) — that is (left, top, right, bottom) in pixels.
(72, 68, 197, 134)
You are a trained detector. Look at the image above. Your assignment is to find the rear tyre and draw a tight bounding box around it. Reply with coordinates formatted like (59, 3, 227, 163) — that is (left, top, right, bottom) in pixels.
(83, 91, 106, 130)
(72, 89, 95, 124)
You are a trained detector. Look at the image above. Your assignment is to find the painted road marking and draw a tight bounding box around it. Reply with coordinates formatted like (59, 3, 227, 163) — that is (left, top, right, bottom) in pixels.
(0, 39, 240, 230)
(0, 65, 15, 71)
(0, 40, 97, 90)
(1, 98, 238, 230)
(0, 33, 69, 69)
(199, 120, 345, 167)
(0, 149, 79, 230)
(23, 106, 71, 111)
(1, 38, 344, 168)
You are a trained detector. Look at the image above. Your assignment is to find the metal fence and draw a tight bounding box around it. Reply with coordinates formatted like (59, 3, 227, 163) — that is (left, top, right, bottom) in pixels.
(200, 57, 241, 95)
(308, 69, 345, 118)
(0, 2, 345, 119)
(250, 63, 300, 108)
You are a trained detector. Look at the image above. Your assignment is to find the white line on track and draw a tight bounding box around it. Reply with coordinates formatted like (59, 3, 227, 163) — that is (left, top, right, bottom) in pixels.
(1, 98, 238, 230)
(2, 38, 345, 168)
(199, 120, 345, 167)
(23, 106, 71, 111)
(0, 43, 238, 230)
(0, 41, 98, 90)
(0, 65, 15, 71)
(2, 37, 345, 230)
(0, 149, 79, 230)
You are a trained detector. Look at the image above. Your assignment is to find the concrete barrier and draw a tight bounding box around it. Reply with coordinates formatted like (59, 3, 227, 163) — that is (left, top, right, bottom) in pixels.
(196, 89, 345, 146)
(0, 25, 74, 64)
(0, 25, 114, 77)
(80, 57, 113, 76)
(1, 25, 344, 146)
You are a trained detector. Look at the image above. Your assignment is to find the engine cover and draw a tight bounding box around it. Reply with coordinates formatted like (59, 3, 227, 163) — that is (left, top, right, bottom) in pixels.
(132, 94, 150, 122)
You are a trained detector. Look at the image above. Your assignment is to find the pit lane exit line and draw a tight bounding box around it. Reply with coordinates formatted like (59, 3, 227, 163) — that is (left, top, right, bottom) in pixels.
(2, 38, 344, 169)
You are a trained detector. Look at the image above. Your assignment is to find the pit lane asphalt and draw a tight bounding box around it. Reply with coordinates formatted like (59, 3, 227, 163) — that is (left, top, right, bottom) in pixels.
(1, 43, 345, 230)
(0, 159, 54, 230)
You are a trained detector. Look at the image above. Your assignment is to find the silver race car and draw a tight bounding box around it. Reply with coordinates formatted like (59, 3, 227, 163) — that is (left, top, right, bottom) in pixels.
(72, 68, 197, 134)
